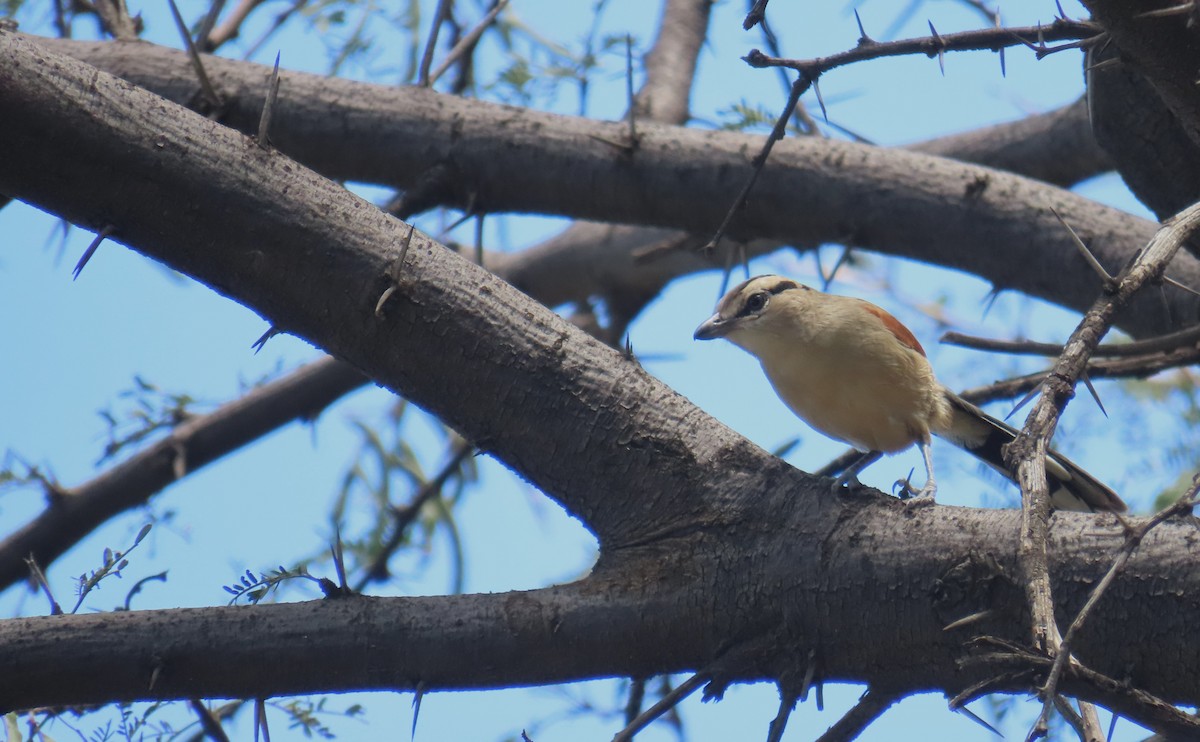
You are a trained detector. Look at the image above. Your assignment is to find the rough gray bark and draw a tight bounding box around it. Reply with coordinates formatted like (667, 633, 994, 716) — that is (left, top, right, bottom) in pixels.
(908, 96, 1112, 186)
(3, 31, 1200, 734)
(28, 35, 1200, 338)
(1083, 1, 1200, 152)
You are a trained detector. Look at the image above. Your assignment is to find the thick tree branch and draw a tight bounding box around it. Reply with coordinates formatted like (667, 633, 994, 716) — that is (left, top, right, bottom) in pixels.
(908, 96, 1112, 188)
(29, 35, 1200, 339)
(0, 0, 719, 594)
(5, 504, 1200, 712)
(0, 29, 735, 549)
(1083, 1, 1200, 152)
(635, 0, 712, 126)
(3, 31, 1200, 725)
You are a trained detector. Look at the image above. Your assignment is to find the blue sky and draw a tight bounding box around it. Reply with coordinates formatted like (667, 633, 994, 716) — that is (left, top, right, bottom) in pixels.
(0, 0, 1169, 739)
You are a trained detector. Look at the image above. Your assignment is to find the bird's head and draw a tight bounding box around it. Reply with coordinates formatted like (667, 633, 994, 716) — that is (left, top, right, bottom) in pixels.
(693, 275, 813, 354)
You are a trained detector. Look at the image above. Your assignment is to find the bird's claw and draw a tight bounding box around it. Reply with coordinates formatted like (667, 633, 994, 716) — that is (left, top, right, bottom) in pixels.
(894, 476, 937, 505)
(832, 473, 866, 495)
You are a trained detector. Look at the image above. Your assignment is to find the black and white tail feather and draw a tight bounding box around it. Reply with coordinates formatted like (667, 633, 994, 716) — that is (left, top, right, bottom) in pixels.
(941, 392, 1126, 513)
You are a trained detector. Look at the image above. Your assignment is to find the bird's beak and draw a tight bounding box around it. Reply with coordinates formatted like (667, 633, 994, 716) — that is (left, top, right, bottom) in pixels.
(694, 314, 729, 340)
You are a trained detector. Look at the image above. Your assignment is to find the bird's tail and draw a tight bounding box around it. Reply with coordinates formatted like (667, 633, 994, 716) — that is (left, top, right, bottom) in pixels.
(938, 391, 1127, 513)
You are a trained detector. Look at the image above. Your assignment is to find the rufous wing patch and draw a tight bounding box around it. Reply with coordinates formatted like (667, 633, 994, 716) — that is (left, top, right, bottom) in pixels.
(864, 304, 925, 356)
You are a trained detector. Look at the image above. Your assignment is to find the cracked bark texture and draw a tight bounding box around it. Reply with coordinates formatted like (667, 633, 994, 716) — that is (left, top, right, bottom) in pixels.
(6, 4, 1200, 734)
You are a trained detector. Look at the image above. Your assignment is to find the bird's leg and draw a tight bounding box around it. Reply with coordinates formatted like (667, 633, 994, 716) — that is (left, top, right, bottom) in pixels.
(897, 439, 937, 506)
(832, 450, 881, 494)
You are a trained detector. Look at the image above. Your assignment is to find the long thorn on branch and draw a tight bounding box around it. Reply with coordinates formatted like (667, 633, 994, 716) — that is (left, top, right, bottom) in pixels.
(167, 0, 223, 110)
(256, 52, 281, 149)
(73, 224, 115, 279)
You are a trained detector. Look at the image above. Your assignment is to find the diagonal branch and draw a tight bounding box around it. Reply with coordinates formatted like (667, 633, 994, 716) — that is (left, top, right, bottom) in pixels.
(0, 30, 751, 547)
(0, 0, 718, 595)
(1007, 200, 1200, 733)
(30, 35, 1200, 339)
(814, 688, 901, 742)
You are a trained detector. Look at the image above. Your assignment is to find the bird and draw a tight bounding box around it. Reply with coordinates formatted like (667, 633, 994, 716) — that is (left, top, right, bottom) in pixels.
(693, 274, 1127, 512)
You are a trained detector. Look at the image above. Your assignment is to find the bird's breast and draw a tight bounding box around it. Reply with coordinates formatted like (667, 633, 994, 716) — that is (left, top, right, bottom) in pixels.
(757, 338, 949, 453)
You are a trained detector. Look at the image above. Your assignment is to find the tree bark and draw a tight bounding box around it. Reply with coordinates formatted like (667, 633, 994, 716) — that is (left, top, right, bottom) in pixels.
(26, 34, 1200, 339)
(3, 29, 1200, 732)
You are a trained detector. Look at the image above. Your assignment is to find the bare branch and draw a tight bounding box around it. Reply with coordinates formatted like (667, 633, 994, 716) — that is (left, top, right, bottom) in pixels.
(743, 19, 1098, 77)
(0, 358, 367, 592)
(1035, 478, 1200, 738)
(417, 0, 454, 87)
(613, 671, 710, 742)
(1009, 199, 1200, 735)
(205, 0, 267, 50)
(427, 0, 508, 87)
(814, 688, 900, 742)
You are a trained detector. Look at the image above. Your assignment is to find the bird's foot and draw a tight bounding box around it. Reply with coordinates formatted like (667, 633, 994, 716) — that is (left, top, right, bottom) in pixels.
(894, 473, 937, 506)
(831, 472, 866, 495)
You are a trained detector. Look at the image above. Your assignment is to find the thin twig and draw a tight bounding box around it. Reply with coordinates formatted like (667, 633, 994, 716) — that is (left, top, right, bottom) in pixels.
(427, 0, 508, 86)
(1033, 478, 1200, 739)
(241, 0, 304, 60)
(941, 322, 1200, 358)
(188, 699, 231, 742)
(91, 0, 139, 39)
(612, 671, 710, 742)
(765, 687, 798, 742)
(743, 18, 1097, 77)
(206, 0, 267, 50)
(743, 0, 769, 30)
(704, 75, 808, 254)
(623, 677, 646, 725)
(53, 0, 70, 38)
(353, 439, 475, 592)
(956, 343, 1200, 408)
(814, 688, 901, 742)
(417, 0, 454, 87)
(474, 213, 485, 267)
(194, 0, 227, 50)
(962, 637, 1200, 739)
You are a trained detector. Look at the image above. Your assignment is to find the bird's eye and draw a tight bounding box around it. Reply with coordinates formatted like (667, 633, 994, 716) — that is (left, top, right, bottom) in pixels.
(745, 292, 769, 314)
